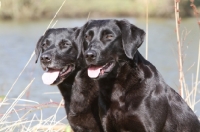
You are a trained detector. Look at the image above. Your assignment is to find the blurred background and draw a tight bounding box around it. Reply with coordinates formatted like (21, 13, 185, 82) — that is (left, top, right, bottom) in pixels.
(0, 0, 200, 129)
(0, 0, 200, 20)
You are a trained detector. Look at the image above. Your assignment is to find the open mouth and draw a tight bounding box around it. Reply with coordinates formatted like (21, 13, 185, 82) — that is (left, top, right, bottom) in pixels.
(42, 64, 75, 85)
(87, 62, 115, 79)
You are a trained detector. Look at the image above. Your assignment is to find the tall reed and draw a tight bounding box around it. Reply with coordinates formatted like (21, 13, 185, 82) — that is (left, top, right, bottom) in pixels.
(174, 0, 200, 112)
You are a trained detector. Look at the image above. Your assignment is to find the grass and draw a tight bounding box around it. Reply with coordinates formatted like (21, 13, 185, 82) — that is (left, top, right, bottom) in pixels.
(173, 0, 200, 113)
(174, 0, 184, 97)
(0, 0, 184, 21)
(0, 0, 199, 131)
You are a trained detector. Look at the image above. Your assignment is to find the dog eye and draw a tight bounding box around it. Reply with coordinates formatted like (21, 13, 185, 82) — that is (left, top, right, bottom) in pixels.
(103, 34, 114, 42)
(42, 40, 50, 49)
(42, 43, 46, 47)
(41, 43, 48, 50)
(85, 35, 89, 39)
(46, 40, 50, 45)
(60, 40, 71, 48)
(85, 34, 92, 41)
(105, 34, 114, 40)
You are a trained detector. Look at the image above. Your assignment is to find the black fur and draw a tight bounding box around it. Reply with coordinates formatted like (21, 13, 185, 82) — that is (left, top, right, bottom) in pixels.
(35, 28, 103, 132)
(78, 19, 200, 132)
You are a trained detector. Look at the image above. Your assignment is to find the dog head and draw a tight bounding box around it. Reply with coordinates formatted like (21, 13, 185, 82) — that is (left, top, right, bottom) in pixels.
(77, 19, 145, 79)
(35, 28, 80, 85)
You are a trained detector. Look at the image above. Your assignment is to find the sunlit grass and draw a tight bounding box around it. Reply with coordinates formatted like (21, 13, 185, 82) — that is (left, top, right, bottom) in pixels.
(174, 0, 200, 117)
(0, 0, 173, 20)
(0, 95, 67, 131)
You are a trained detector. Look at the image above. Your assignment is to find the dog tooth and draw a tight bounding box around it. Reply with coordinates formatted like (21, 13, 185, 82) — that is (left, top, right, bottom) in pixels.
(63, 66, 67, 71)
(62, 66, 68, 72)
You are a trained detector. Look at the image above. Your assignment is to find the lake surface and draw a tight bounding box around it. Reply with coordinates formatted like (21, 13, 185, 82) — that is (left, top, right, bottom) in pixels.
(0, 18, 199, 125)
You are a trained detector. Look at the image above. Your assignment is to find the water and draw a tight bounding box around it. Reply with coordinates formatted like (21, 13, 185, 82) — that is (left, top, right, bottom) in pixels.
(0, 18, 199, 124)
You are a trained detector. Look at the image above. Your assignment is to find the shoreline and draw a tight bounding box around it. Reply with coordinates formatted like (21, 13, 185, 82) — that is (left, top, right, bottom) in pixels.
(0, 0, 199, 21)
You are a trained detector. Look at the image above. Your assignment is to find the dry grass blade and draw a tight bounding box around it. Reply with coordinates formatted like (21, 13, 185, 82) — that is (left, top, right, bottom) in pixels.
(0, 79, 35, 123)
(52, 20, 58, 28)
(193, 39, 200, 105)
(45, 99, 64, 130)
(45, 0, 66, 31)
(174, 0, 184, 97)
(0, 79, 35, 131)
(87, 12, 91, 21)
(0, 52, 35, 108)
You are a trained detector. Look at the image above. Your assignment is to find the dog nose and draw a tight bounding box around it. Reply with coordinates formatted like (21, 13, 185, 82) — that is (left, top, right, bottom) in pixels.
(41, 54, 52, 63)
(85, 50, 97, 60)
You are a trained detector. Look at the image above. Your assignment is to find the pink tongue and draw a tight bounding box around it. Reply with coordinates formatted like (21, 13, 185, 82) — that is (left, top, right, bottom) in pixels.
(42, 71, 59, 85)
(88, 66, 102, 78)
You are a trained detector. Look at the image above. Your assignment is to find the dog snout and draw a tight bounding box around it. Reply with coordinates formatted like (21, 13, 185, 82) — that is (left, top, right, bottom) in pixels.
(40, 53, 52, 63)
(85, 50, 97, 61)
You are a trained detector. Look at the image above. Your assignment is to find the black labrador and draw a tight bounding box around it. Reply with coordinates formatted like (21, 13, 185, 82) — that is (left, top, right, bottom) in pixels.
(77, 19, 200, 132)
(35, 28, 103, 132)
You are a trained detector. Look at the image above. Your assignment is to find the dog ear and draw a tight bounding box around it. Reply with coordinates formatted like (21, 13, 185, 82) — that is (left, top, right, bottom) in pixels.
(35, 36, 43, 63)
(116, 19, 145, 59)
(74, 21, 91, 59)
(73, 27, 82, 59)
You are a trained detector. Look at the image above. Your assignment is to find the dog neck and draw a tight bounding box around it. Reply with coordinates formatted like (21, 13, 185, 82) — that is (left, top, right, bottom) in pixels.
(57, 66, 81, 114)
(77, 53, 87, 69)
(98, 51, 154, 117)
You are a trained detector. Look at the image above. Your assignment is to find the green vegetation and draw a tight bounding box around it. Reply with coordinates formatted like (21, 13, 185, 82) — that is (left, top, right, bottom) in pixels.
(0, 0, 199, 21)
